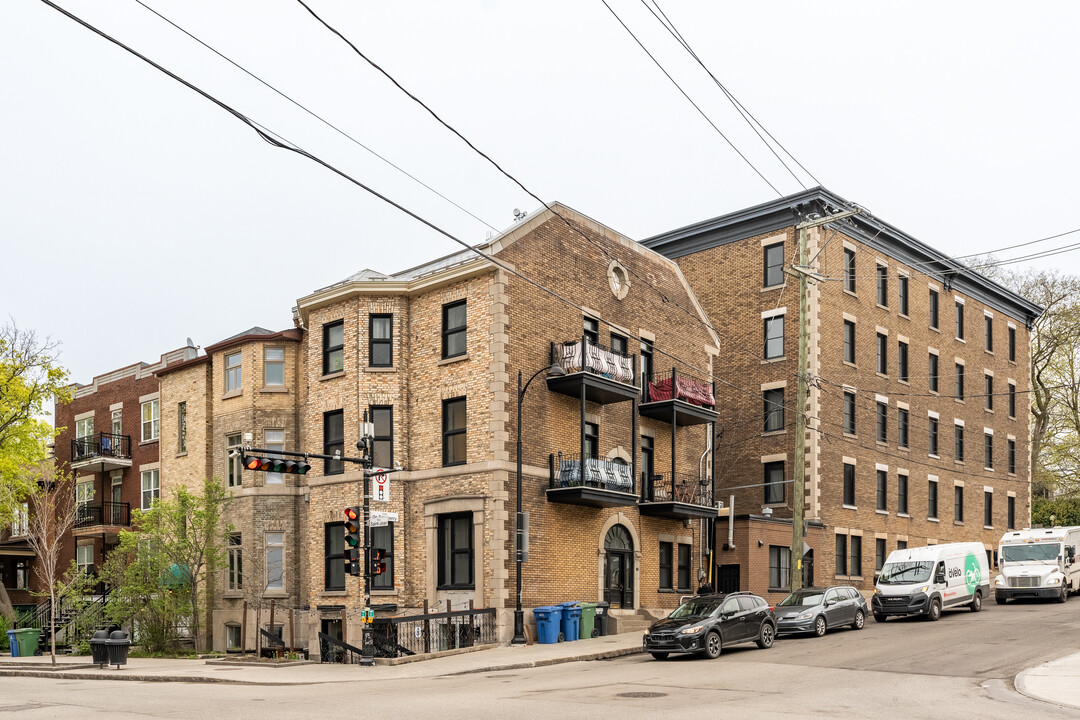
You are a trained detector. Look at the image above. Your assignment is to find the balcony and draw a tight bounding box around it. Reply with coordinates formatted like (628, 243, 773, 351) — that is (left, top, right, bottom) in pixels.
(70, 432, 132, 473)
(639, 471, 718, 519)
(639, 368, 718, 426)
(73, 501, 131, 537)
(546, 339, 638, 404)
(546, 453, 638, 508)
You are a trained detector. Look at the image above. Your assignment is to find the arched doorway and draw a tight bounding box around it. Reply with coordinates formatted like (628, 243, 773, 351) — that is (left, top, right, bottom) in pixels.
(604, 524, 634, 608)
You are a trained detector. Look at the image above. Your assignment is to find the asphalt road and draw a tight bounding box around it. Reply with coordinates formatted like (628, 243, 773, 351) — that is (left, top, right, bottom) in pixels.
(3, 598, 1079, 720)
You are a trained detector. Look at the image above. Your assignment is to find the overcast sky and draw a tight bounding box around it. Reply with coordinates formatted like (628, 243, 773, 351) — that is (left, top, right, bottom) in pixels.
(3, 1, 1079, 403)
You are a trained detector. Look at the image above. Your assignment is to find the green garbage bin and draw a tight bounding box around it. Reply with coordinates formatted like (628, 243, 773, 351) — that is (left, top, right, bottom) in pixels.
(580, 602, 597, 639)
(15, 628, 40, 657)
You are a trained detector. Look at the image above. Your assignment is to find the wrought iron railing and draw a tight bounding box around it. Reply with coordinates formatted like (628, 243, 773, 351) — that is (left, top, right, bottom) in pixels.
(643, 470, 714, 507)
(75, 502, 130, 529)
(318, 631, 363, 664)
(549, 452, 635, 494)
(72, 432, 131, 462)
(28, 584, 110, 650)
(370, 607, 497, 658)
(643, 368, 716, 408)
(550, 338, 636, 386)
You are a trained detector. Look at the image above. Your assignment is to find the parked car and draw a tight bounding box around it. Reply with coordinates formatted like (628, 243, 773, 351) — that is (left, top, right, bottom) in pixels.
(642, 592, 776, 660)
(773, 586, 868, 637)
(872, 542, 990, 621)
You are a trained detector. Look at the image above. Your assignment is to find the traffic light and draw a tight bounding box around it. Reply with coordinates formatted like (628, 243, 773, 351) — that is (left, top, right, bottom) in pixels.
(242, 453, 310, 474)
(370, 546, 387, 577)
(344, 507, 361, 576)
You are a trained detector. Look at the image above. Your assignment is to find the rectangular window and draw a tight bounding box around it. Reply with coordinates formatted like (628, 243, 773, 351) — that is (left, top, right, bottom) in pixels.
(984, 491, 993, 527)
(876, 402, 888, 443)
(141, 399, 159, 442)
(583, 422, 599, 460)
(265, 429, 284, 484)
(372, 523, 395, 590)
(955, 363, 965, 400)
(843, 463, 856, 506)
(876, 333, 888, 374)
(843, 320, 856, 364)
(225, 351, 242, 393)
(583, 317, 600, 345)
(985, 315, 994, 352)
(442, 301, 467, 359)
(898, 275, 909, 315)
(851, 536, 862, 578)
(266, 533, 284, 590)
(264, 347, 285, 386)
(763, 242, 785, 287)
(322, 321, 345, 375)
(985, 374, 994, 411)
(898, 407, 909, 449)
(835, 534, 848, 576)
(1008, 496, 1016, 530)
(1009, 383, 1016, 418)
(929, 288, 940, 329)
(764, 461, 785, 504)
(609, 333, 628, 356)
(437, 512, 473, 589)
(763, 388, 785, 432)
(955, 424, 965, 462)
(12, 502, 28, 537)
(658, 541, 673, 590)
(844, 248, 856, 293)
(677, 543, 691, 592)
(112, 409, 122, 436)
(955, 300, 965, 340)
(928, 479, 939, 520)
(640, 339, 653, 388)
(1008, 326, 1016, 362)
(898, 475, 908, 515)
(177, 401, 187, 453)
(928, 417, 939, 456)
(768, 546, 791, 591)
(227, 433, 242, 487)
(442, 397, 467, 466)
(843, 392, 856, 435)
(898, 341, 909, 382)
(228, 533, 243, 592)
(1008, 439, 1016, 474)
(226, 625, 241, 651)
(764, 316, 784, 359)
(876, 265, 888, 307)
(325, 522, 345, 591)
(324, 410, 344, 475)
(369, 314, 393, 367)
(984, 433, 994, 470)
(370, 406, 393, 469)
(876, 469, 887, 511)
(640, 435, 654, 483)
(928, 353, 939, 393)
(75, 416, 94, 440)
(75, 480, 94, 507)
(954, 486, 964, 522)
(141, 469, 159, 510)
(876, 538, 887, 572)
(897, 540, 908, 551)
(76, 545, 93, 575)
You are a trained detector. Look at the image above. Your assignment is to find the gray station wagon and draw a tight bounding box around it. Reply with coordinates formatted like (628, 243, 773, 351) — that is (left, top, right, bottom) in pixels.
(773, 586, 868, 637)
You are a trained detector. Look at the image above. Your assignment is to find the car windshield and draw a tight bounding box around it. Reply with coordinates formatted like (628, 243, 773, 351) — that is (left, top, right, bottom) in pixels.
(1001, 543, 1060, 563)
(778, 590, 825, 607)
(668, 598, 722, 619)
(878, 561, 933, 584)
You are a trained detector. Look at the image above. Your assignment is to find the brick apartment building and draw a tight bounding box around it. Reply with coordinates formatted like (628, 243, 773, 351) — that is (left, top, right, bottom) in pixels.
(643, 187, 1042, 603)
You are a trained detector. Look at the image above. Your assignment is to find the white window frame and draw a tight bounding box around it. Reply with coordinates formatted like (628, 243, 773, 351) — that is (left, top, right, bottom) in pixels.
(228, 533, 243, 592)
(76, 544, 94, 574)
(12, 502, 29, 537)
(75, 480, 94, 507)
(266, 532, 285, 590)
(227, 433, 243, 488)
(225, 351, 242, 393)
(111, 409, 122, 436)
(141, 469, 160, 510)
(76, 417, 94, 440)
(141, 399, 159, 442)
(265, 430, 284, 485)
(264, 347, 285, 387)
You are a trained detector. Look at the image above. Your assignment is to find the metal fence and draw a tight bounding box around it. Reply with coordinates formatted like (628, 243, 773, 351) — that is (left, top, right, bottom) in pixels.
(644, 470, 714, 507)
(72, 432, 131, 462)
(371, 607, 497, 658)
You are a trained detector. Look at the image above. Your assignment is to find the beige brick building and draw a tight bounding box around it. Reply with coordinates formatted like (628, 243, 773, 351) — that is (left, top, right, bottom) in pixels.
(644, 187, 1042, 604)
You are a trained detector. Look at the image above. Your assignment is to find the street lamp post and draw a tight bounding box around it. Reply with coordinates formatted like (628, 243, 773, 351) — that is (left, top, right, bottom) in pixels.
(512, 362, 564, 645)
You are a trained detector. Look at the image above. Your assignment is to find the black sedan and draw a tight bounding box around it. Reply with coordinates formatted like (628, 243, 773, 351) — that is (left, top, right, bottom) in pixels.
(643, 592, 776, 660)
(773, 586, 868, 637)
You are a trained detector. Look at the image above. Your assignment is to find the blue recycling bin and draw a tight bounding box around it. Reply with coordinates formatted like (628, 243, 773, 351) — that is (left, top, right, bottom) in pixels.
(532, 606, 563, 644)
(7, 629, 18, 657)
(559, 602, 581, 642)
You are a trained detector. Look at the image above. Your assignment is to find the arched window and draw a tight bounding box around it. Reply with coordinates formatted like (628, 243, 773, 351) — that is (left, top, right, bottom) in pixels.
(604, 524, 633, 551)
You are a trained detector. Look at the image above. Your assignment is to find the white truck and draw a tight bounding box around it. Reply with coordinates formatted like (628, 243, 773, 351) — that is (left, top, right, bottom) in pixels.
(995, 526, 1080, 604)
(871, 542, 990, 622)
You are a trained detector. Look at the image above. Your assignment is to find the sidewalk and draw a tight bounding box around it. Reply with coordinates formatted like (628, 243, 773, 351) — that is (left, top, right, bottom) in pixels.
(0, 631, 643, 685)
(1014, 650, 1080, 711)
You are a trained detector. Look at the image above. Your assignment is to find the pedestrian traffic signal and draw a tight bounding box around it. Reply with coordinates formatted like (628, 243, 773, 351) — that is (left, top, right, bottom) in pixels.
(242, 454, 310, 474)
(344, 507, 362, 576)
(370, 547, 386, 577)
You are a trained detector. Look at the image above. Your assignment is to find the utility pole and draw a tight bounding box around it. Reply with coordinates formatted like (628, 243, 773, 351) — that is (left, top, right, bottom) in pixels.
(358, 411, 375, 666)
(789, 208, 860, 591)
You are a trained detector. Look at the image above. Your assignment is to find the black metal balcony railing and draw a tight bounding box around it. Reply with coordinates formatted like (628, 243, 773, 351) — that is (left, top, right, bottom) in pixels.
(72, 432, 131, 463)
(643, 368, 716, 408)
(551, 338, 636, 386)
(75, 501, 130, 529)
(643, 470, 714, 507)
(550, 452, 636, 494)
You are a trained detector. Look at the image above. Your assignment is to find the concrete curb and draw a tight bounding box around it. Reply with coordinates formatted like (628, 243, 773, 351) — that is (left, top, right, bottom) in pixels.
(1013, 650, 1080, 712)
(439, 646, 641, 676)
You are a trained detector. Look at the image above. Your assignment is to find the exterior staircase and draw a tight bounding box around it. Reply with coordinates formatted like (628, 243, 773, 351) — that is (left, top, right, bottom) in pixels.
(607, 608, 663, 635)
(28, 590, 111, 652)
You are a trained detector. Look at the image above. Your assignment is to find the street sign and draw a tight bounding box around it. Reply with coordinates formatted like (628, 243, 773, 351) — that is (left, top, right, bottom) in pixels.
(372, 471, 390, 502)
(369, 510, 398, 527)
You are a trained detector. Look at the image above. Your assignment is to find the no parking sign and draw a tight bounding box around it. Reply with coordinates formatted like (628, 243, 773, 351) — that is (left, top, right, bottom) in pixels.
(372, 471, 390, 502)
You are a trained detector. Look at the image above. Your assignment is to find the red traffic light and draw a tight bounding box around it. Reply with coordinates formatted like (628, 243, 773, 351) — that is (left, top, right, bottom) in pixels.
(371, 547, 387, 576)
(244, 456, 261, 470)
(344, 507, 359, 521)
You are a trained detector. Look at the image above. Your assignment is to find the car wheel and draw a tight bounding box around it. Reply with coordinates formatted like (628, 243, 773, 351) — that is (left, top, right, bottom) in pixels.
(650, 652, 669, 660)
(756, 623, 775, 649)
(970, 590, 982, 612)
(873, 613, 886, 623)
(927, 598, 942, 621)
(813, 615, 827, 637)
(852, 610, 865, 630)
(995, 594, 1006, 605)
(704, 631, 722, 659)
(1058, 585, 1068, 604)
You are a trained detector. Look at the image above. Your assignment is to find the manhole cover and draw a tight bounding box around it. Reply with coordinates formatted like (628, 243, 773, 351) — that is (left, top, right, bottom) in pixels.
(616, 692, 668, 699)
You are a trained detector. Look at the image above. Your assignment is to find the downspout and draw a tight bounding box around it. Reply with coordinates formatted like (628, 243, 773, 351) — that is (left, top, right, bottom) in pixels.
(699, 423, 712, 584)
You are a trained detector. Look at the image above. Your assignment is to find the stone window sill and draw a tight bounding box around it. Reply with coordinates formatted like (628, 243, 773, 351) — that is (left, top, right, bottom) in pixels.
(842, 504, 857, 511)
(260, 386, 289, 393)
(320, 371, 346, 382)
(876, 510, 889, 515)
(954, 521, 965, 527)
(320, 591, 347, 597)
(438, 354, 470, 367)
(929, 326, 940, 333)
(897, 513, 910, 519)
(222, 389, 242, 400)
(365, 366, 398, 373)
(761, 357, 786, 364)
(139, 439, 159, 446)
(175, 451, 188, 458)
(843, 361, 857, 369)
(371, 590, 398, 596)
(761, 429, 786, 438)
(928, 517, 939, 523)
(762, 284, 786, 293)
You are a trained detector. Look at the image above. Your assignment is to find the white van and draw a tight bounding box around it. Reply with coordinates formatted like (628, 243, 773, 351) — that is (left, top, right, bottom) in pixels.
(995, 526, 1080, 604)
(871, 542, 990, 621)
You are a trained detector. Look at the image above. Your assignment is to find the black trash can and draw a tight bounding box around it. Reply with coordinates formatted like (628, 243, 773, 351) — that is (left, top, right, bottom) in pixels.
(105, 630, 130, 669)
(89, 630, 110, 668)
(594, 602, 610, 637)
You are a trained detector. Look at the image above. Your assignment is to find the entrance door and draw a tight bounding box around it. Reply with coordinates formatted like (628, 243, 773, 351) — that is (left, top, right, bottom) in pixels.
(718, 564, 740, 594)
(604, 525, 634, 608)
(320, 618, 344, 663)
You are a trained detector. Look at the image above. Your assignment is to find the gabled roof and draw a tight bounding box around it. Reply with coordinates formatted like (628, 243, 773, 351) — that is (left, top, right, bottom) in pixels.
(223, 326, 276, 341)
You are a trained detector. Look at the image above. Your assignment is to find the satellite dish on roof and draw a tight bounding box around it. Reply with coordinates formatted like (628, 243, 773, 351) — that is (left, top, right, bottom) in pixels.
(186, 337, 194, 347)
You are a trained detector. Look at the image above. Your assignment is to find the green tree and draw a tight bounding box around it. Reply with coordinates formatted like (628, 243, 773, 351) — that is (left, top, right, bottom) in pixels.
(1032, 496, 1080, 527)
